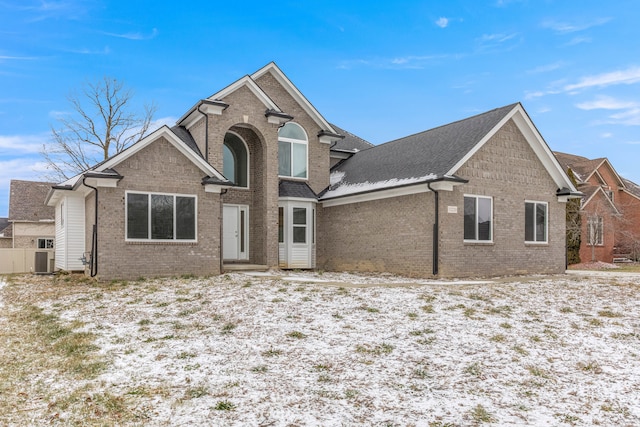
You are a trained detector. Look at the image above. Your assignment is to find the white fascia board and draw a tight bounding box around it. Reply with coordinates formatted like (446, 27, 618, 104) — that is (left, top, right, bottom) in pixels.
(204, 184, 227, 194)
(322, 183, 432, 207)
(251, 63, 338, 135)
(96, 126, 227, 182)
(83, 177, 119, 188)
(181, 102, 229, 130)
(446, 104, 578, 194)
(319, 134, 342, 145)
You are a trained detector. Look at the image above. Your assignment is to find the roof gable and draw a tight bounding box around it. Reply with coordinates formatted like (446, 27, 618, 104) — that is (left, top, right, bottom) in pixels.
(47, 126, 228, 204)
(583, 185, 620, 214)
(324, 103, 578, 201)
(251, 62, 339, 135)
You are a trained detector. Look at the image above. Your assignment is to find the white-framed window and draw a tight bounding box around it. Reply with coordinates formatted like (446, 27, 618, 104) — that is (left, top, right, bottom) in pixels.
(126, 191, 197, 241)
(587, 216, 604, 246)
(525, 201, 548, 243)
(60, 201, 64, 228)
(223, 132, 249, 187)
(37, 238, 54, 249)
(278, 122, 308, 179)
(464, 195, 492, 242)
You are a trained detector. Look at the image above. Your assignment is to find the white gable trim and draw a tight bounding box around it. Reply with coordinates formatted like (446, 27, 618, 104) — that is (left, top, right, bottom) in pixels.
(209, 75, 280, 112)
(96, 126, 226, 181)
(582, 186, 620, 214)
(251, 62, 338, 136)
(583, 159, 625, 189)
(446, 104, 578, 193)
(177, 76, 281, 128)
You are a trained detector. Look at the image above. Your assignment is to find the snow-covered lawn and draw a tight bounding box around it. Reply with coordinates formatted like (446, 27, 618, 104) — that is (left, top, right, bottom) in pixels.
(1, 271, 639, 426)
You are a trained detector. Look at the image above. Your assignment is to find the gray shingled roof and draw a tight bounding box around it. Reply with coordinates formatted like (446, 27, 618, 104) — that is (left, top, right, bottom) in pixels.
(9, 180, 55, 221)
(622, 177, 640, 198)
(279, 180, 317, 199)
(171, 125, 203, 158)
(327, 103, 518, 193)
(329, 123, 374, 152)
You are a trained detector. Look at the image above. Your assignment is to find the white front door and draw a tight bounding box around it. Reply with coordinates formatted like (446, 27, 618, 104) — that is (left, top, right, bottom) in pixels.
(223, 205, 248, 260)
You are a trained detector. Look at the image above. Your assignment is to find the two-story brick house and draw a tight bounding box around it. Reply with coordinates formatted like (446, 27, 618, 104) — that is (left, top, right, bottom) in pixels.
(46, 63, 580, 280)
(555, 152, 640, 263)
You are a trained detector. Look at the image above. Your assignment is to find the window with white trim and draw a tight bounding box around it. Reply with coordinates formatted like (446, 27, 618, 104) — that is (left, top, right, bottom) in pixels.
(126, 192, 196, 241)
(464, 195, 492, 241)
(37, 238, 54, 249)
(223, 132, 248, 187)
(525, 201, 547, 243)
(587, 216, 603, 246)
(278, 122, 308, 179)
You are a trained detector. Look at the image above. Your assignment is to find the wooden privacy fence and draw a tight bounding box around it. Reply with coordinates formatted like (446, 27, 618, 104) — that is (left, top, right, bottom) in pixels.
(0, 249, 55, 274)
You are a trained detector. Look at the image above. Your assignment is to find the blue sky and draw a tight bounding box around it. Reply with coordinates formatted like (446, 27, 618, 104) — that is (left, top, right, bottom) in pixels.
(1, 0, 640, 216)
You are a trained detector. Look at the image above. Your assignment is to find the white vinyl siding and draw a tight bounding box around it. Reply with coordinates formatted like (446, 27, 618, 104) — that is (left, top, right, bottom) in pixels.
(56, 195, 86, 271)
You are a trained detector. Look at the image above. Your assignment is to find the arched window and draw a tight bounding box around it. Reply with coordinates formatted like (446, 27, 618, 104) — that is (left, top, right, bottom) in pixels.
(223, 132, 248, 187)
(278, 122, 308, 179)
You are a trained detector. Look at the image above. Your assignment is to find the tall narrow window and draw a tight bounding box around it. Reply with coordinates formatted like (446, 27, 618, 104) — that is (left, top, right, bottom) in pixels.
(525, 201, 547, 243)
(587, 216, 603, 246)
(292, 207, 307, 243)
(223, 132, 248, 187)
(278, 122, 308, 179)
(278, 207, 284, 243)
(464, 195, 492, 241)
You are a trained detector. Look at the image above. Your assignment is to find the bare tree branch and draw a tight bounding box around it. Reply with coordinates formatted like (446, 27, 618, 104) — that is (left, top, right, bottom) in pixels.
(41, 77, 157, 182)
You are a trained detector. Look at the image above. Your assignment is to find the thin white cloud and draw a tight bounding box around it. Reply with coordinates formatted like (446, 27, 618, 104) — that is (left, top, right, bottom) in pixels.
(102, 28, 159, 41)
(564, 66, 640, 92)
(563, 36, 591, 46)
(575, 96, 638, 111)
(574, 96, 640, 126)
(607, 108, 640, 126)
(480, 33, 518, 43)
(0, 133, 49, 154)
(527, 62, 565, 74)
(0, 55, 39, 61)
(541, 17, 612, 34)
(601, 132, 613, 138)
(435, 17, 449, 28)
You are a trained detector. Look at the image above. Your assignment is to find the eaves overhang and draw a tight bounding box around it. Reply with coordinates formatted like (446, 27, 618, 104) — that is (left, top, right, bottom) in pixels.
(318, 130, 345, 145)
(265, 109, 293, 125)
(556, 187, 584, 203)
(320, 175, 468, 207)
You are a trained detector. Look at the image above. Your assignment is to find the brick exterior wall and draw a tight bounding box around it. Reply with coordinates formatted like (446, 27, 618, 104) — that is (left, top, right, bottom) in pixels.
(616, 190, 640, 259)
(438, 119, 567, 277)
(184, 72, 330, 267)
(579, 191, 616, 263)
(90, 137, 221, 280)
(320, 119, 567, 278)
(319, 193, 434, 276)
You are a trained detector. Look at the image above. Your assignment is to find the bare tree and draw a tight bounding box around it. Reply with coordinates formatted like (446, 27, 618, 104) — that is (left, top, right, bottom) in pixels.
(42, 77, 157, 181)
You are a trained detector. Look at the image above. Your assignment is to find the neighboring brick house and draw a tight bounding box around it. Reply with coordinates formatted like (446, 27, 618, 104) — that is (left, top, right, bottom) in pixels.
(4, 180, 55, 249)
(555, 152, 640, 262)
(46, 62, 579, 280)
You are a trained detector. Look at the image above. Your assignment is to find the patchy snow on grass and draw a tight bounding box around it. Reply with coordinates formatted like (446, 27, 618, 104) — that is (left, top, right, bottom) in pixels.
(3, 271, 640, 426)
